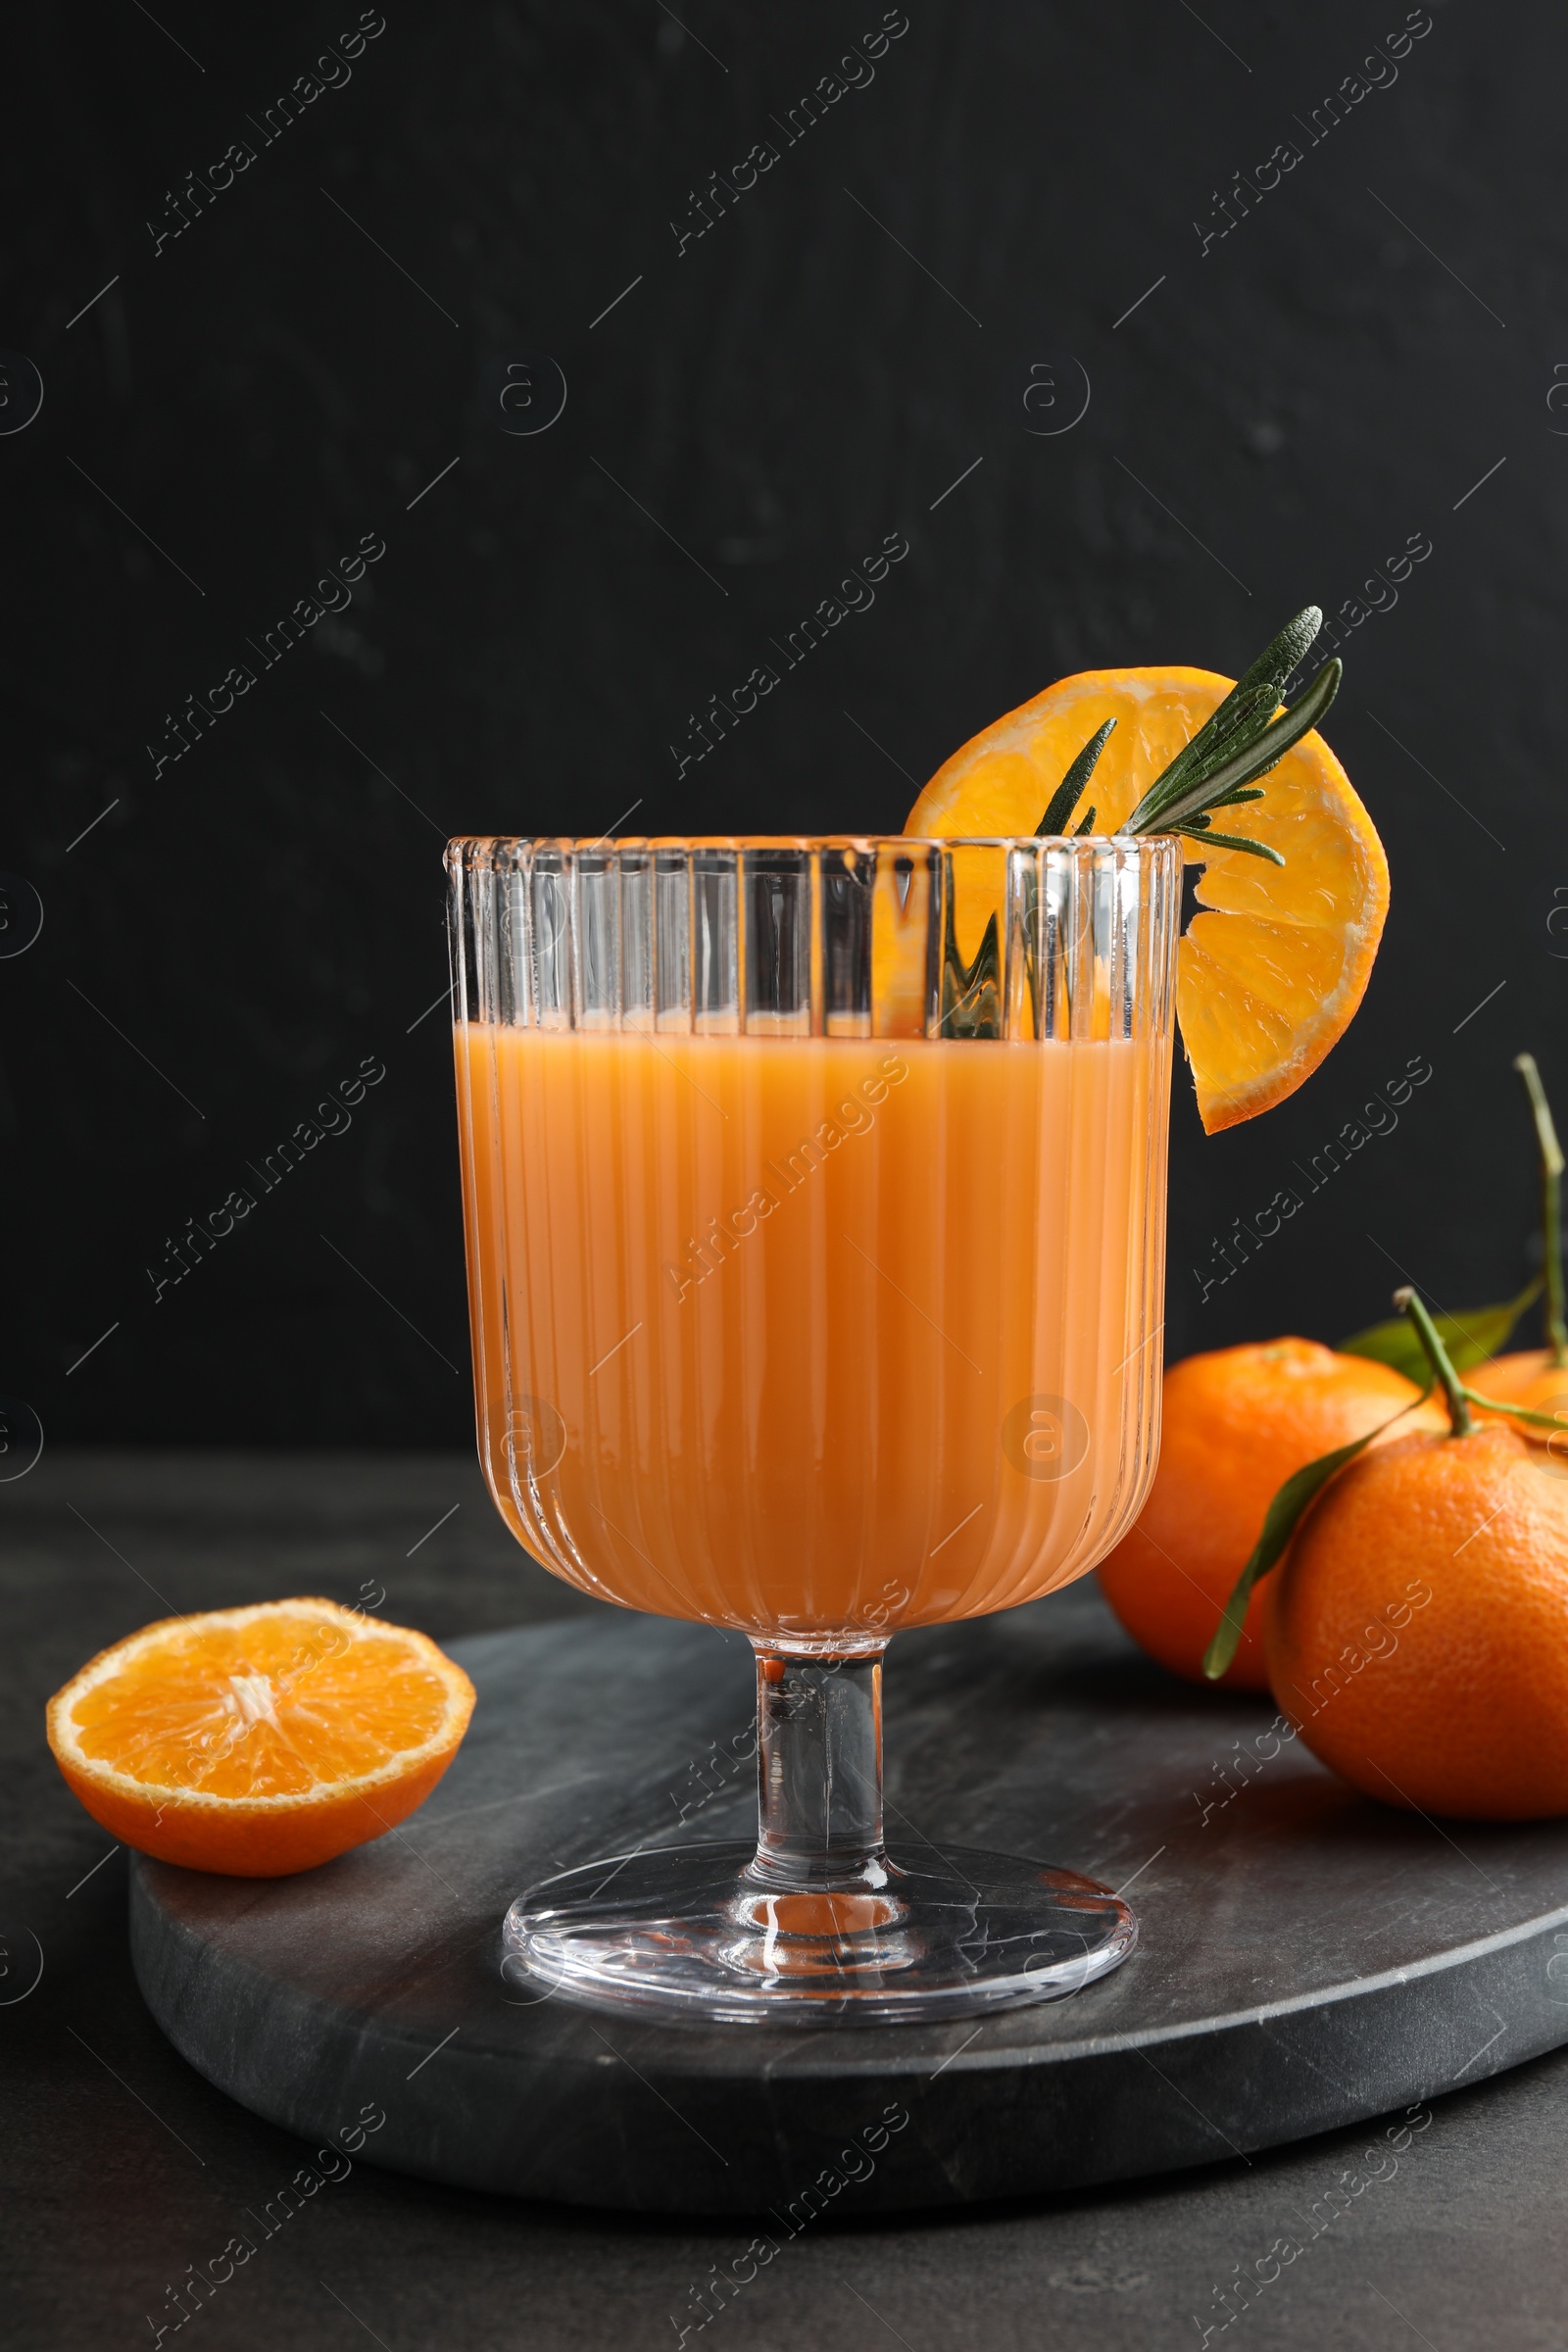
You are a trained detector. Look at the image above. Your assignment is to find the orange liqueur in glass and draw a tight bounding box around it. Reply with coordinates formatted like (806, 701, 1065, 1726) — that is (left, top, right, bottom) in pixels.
(450, 835, 1177, 2023)
(459, 1024, 1166, 1639)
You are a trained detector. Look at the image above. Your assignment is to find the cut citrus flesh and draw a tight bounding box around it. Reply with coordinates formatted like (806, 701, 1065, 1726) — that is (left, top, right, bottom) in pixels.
(904, 664, 1389, 1132)
(46, 1599, 475, 1878)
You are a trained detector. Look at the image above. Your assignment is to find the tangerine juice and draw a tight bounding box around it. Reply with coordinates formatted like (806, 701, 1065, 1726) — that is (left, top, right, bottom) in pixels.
(456, 1024, 1168, 1639)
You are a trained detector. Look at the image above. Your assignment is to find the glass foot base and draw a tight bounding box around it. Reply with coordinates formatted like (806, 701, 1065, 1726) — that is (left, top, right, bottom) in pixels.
(501, 1842, 1136, 2026)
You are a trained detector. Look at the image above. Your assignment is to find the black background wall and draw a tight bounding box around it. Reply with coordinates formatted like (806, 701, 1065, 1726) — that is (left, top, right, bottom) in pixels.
(4, 0, 1564, 1448)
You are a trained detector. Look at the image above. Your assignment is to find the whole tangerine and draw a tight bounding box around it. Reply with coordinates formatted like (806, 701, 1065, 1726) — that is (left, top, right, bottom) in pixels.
(1263, 1418, 1568, 1819)
(1099, 1339, 1441, 1690)
(1471, 1349, 1568, 1458)
(1470, 1348, 1558, 1402)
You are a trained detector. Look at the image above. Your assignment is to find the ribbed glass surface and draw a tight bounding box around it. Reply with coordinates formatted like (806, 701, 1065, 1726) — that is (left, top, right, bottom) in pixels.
(448, 836, 1179, 1644)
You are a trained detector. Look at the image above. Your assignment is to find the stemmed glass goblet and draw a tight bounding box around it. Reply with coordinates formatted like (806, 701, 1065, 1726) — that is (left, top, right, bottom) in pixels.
(448, 832, 1178, 2023)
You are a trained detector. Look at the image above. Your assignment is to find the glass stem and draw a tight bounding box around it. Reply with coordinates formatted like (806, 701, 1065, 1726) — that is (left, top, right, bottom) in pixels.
(749, 1645, 890, 1891)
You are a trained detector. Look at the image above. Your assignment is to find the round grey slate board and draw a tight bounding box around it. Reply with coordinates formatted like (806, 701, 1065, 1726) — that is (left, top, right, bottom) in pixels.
(130, 1586, 1568, 2214)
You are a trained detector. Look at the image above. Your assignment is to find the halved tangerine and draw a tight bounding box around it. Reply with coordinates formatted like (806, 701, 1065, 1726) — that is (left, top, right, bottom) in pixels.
(46, 1598, 475, 1877)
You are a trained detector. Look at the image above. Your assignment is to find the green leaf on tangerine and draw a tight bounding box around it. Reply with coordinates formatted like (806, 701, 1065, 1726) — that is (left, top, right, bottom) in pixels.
(1201, 1389, 1431, 1681)
(1338, 1278, 1542, 1382)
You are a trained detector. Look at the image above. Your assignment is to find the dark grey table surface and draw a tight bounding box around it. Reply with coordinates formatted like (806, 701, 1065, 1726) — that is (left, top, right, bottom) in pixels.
(7, 1450, 1568, 2351)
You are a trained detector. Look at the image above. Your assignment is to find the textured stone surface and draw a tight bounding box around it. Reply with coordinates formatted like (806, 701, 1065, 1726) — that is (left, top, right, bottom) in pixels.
(12, 1452, 1568, 2346)
(130, 1592, 1568, 2213)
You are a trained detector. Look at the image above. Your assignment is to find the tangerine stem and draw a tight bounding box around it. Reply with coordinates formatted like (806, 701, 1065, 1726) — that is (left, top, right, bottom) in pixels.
(1514, 1054, 1568, 1366)
(1460, 1388, 1568, 1430)
(1393, 1288, 1474, 1435)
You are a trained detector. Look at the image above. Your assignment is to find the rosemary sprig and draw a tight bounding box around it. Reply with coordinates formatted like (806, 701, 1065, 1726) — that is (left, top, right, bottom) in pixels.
(939, 901, 1003, 1038)
(1037, 719, 1115, 837)
(1031, 607, 1342, 866)
(1179, 823, 1285, 866)
(1128, 648, 1342, 840)
(1125, 607, 1327, 831)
